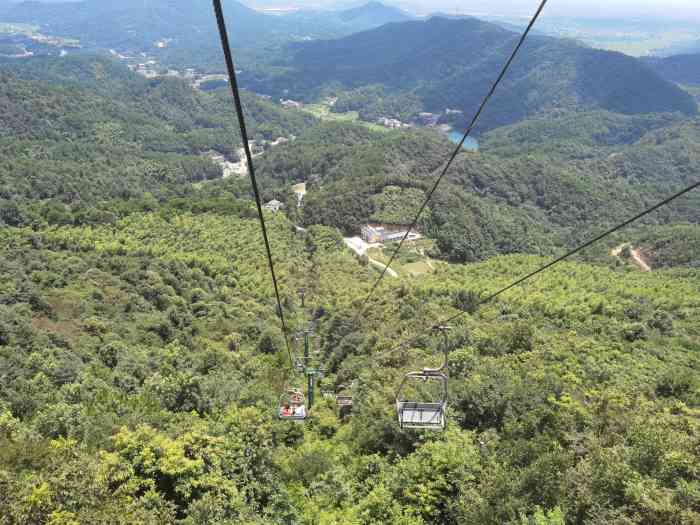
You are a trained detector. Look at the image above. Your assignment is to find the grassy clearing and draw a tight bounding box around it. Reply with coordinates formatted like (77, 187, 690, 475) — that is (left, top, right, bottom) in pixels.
(367, 243, 436, 277)
(403, 261, 434, 276)
(301, 103, 389, 133)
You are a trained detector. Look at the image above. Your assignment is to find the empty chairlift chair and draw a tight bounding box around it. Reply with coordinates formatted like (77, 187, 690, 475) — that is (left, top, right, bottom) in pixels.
(335, 383, 354, 417)
(279, 387, 307, 421)
(395, 327, 450, 431)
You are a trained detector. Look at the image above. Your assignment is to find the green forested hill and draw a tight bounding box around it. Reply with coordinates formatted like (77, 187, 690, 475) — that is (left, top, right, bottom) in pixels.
(0, 198, 698, 523)
(254, 116, 700, 263)
(645, 53, 700, 87)
(479, 110, 682, 159)
(4, 0, 273, 50)
(0, 43, 699, 524)
(250, 17, 697, 130)
(0, 56, 314, 221)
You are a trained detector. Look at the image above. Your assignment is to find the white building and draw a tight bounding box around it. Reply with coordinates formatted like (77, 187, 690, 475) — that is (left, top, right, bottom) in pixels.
(263, 199, 284, 213)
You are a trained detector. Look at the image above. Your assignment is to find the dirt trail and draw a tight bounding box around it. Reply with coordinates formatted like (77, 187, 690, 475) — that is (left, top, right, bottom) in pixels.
(369, 259, 399, 278)
(611, 244, 652, 272)
(343, 237, 398, 278)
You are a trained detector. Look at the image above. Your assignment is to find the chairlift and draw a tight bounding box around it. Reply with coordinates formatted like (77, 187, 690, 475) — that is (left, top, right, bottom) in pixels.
(278, 387, 307, 421)
(335, 383, 354, 416)
(395, 327, 450, 431)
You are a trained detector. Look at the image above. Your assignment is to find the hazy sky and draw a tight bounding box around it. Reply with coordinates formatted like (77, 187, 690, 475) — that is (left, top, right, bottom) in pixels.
(248, 0, 700, 21)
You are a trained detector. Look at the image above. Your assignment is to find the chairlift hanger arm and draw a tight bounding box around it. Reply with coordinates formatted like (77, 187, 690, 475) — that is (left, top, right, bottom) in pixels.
(422, 326, 451, 374)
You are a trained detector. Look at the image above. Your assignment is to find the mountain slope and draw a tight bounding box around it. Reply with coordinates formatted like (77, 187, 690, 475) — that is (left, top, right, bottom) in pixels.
(645, 53, 700, 87)
(2, 0, 416, 70)
(252, 115, 700, 263)
(3, 0, 268, 49)
(0, 55, 314, 212)
(1, 198, 698, 522)
(258, 17, 696, 130)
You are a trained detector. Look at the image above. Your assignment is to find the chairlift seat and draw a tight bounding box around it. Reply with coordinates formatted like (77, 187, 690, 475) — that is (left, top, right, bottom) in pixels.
(395, 369, 448, 431)
(396, 401, 445, 429)
(336, 395, 353, 407)
(279, 405, 307, 421)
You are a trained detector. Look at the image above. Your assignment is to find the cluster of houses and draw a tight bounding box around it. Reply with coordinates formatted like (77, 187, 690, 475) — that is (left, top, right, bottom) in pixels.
(376, 109, 465, 130)
(377, 117, 410, 129)
(130, 60, 161, 78)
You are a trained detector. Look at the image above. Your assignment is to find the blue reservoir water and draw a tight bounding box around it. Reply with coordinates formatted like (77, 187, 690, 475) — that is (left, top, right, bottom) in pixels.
(448, 131, 479, 151)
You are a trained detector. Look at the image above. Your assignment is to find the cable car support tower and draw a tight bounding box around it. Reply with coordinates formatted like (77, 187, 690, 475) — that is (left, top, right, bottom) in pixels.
(295, 289, 326, 412)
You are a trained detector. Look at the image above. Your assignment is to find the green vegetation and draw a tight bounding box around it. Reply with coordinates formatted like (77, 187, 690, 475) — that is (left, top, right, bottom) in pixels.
(1, 0, 412, 73)
(645, 53, 700, 87)
(632, 223, 700, 268)
(0, 56, 314, 218)
(255, 114, 700, 264)
(331, 85, 423, 123)
(0, 46, 699, 524)
(479, 110, 682, 159)
(370, 185, 425, 225)
(1, 196, 698, 522)
(301, 102, 388, 133)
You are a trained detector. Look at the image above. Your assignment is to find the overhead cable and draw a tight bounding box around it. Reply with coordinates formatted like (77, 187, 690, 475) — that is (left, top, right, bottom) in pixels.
(213, 0, 295, 372)
(351, 180, 700, 370)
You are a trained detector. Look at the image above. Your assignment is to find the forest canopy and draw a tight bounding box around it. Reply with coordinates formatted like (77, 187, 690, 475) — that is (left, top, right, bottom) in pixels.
(0, 51, 699, 524)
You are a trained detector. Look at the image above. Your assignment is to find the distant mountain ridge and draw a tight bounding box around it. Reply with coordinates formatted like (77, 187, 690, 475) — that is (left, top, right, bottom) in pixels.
(256, 16, 696, 130)
(3, 0, 267, 48)
(1, 0, 415, 63)
(338, 1, 412, 25)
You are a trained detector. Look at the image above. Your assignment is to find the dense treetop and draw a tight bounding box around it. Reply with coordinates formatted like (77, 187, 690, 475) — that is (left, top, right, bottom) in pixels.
(1, 195, 698, 523)
(254, 113, 700, 263)
(645, 53, 700, 87)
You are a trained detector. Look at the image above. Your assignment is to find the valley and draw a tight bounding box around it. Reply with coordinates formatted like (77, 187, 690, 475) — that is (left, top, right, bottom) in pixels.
(0, 2, 698, 523)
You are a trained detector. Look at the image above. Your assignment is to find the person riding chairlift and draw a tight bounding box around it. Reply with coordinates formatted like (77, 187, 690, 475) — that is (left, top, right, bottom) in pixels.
(281, 404, 292, 417)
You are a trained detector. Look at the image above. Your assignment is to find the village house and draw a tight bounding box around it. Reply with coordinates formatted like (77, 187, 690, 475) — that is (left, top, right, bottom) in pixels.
(263, 199, 284, 213)
(377, 117, 407, 129)
(281, 99, 303, 109)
